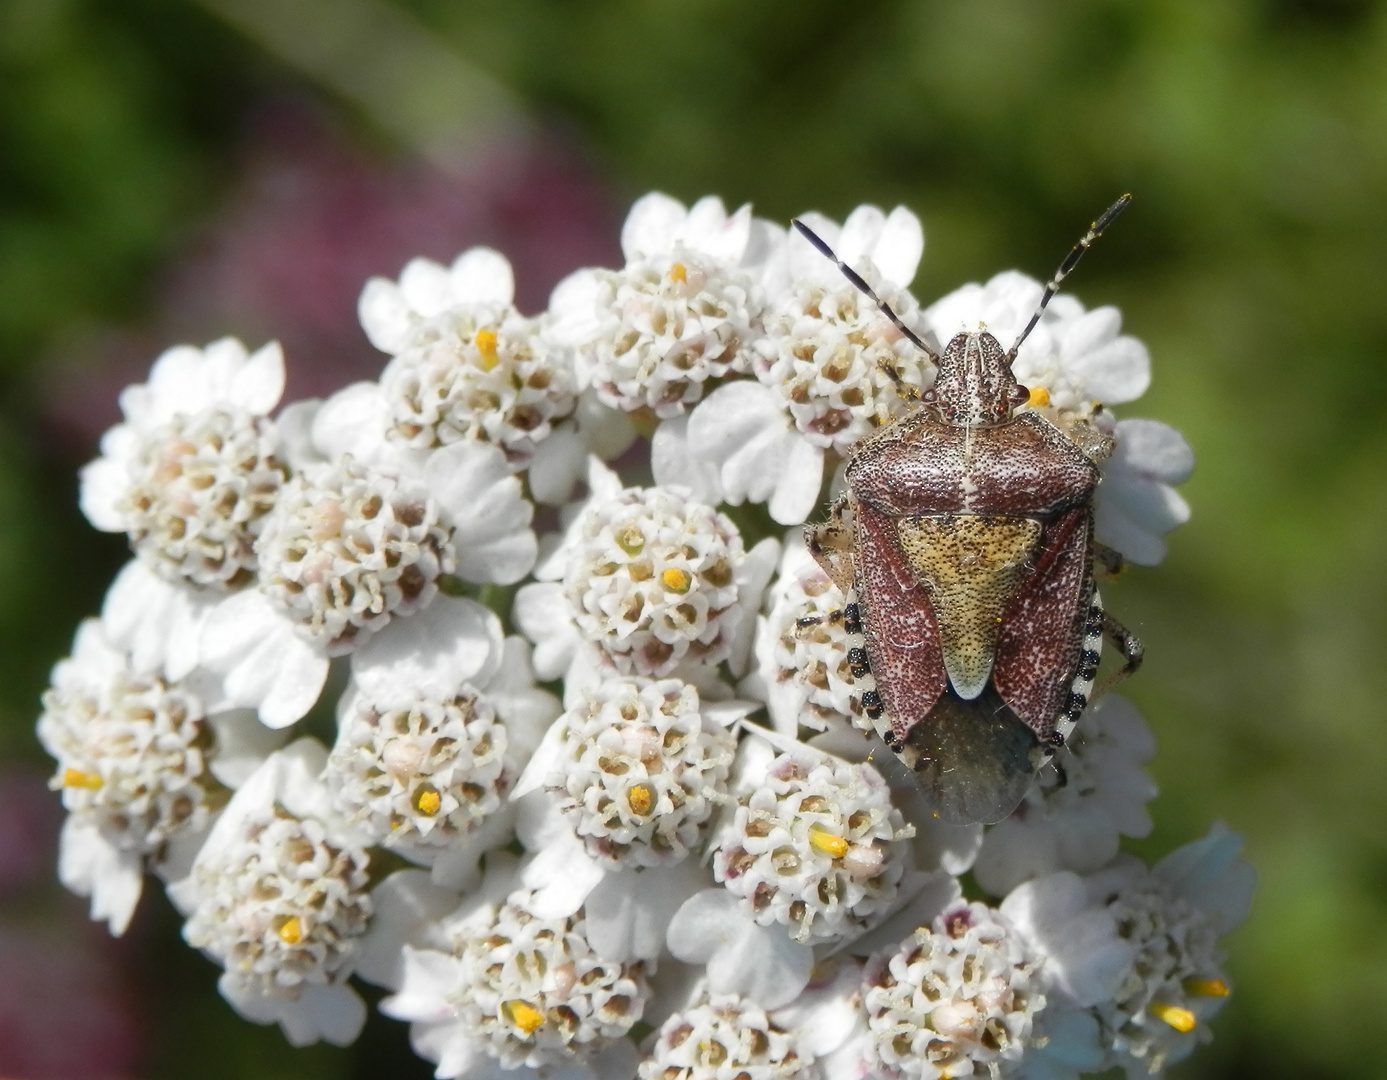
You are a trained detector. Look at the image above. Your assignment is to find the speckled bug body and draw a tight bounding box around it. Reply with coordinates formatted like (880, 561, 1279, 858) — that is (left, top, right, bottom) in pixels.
(795, 199, 1144, 826)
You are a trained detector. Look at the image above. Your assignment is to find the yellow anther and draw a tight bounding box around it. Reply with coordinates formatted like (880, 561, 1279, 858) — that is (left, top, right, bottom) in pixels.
(1149, 1003, 1196, 1033)
(1185, 978, 1230, 998)
(1027, 386, 1051, 408)
(504, 999, 545, 1034)
(809, 827, 850, 858)
(669, 263, 688, 283)
(661, 568, 692, 594)
(474, 329, 500, 370)
(276, 916, 303, 945)
(62, 768, 103, 790)
(414, 786, 442, 817)
(627, 783, 655, 816)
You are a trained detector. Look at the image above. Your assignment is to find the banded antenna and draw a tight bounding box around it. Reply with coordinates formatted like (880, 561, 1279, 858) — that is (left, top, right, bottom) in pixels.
(1006, 194, 1132, 364)
(791, 219, 942, 365)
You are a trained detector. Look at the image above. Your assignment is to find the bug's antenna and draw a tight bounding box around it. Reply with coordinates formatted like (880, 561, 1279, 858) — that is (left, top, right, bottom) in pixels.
(792, 219, 942, 367)
(1006, 194, 1132, 365)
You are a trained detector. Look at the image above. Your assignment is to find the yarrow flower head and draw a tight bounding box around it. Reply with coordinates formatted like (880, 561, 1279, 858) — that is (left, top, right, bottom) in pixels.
(535, 676, 736, 868)
(638, 991, 815, 1080)
(256, 457, 454, 653)
(557, 467, 747, 677)
(713, 744, 912, 944)
(360, 246, 579, 467)
(1087, 830, 1254, 1076)
(756, 205, 930, 454)
(750, 535, 861, 736)
(80, 338, 288, 590)
(549, 194, 780, 416)
(385, 879, 650, 1078)
(862, 902, 1045, 1080)
(171, 740, 374, 1046)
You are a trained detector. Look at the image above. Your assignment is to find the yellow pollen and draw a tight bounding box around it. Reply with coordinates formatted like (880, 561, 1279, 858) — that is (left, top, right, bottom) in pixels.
(662, 568, 692, 593)
(62, 768, 103, 790)
(414, 786, 442, 816)
(1149, 1003, 1197, 1033)
(1185, 978, 1230, 998)
(1027, 386, 1051, 408)
(277, 916, 304, 945)
(669, 262, 688, 283)
(474, 329, 500, 370)
(809, 827, 850, 858)
(627, 783, 655, 816)
(504, 999, 545, 1035)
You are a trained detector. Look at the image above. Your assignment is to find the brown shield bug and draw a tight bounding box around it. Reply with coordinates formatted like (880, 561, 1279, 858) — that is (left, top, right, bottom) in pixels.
(794, 197, 1145, 826)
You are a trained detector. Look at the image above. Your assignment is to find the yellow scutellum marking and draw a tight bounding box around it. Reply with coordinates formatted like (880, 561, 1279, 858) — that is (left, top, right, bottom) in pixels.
(669, 263, 688, 283)
(1149, 1003, 1196, 1033)
(1185, 978, 1229, 998)
(277, 917, 303, 945)
(627, 783, 655, 816)
(505, 999, 545, 1034)
(662, 568, 692, 593)
(475, 329, 500, 370)
(415, 787, 442, 816)
(62, 768, 103, 790)
(809, 827, 850, 858)
(1027, 386, 1051, 408)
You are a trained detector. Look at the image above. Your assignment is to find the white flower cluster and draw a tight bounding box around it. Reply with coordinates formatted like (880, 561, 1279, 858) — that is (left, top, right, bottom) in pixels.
(40, 189, 1243, 1079)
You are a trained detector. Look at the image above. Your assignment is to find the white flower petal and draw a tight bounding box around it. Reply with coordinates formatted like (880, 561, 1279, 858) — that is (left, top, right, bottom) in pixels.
(359, 277, 415, 353)
(424, 442, 536, 585)
(399, 257, 455, 320)
(310, 381, 393, 467)
(57, 815, 144, 936)
(199, 590, 329, 728)
(666, 888, 814, 1009)
(449, 247, 515, 308)
(584, 858, 709, 962)
(351, 594, 503, 709)
(545, 270, 607, 349)
(78, 455, 129, 532)
(1154, 824, 1256, 933)
(872, 206, 925, 288)
(230, 341, 286, 415)
(519, 830, 605, 919)
(622, 192, 689, 262)
(651, 415, 724, 506)
(512, 582, 580, 681)
(355, 870, 459, 990)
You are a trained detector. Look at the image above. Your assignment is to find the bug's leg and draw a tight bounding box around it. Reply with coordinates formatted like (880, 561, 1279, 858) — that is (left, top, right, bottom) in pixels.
(804, 496, 856, 595)
(1095, 611, 1144, 696)
(1092, 541, 1127, 579)
(877, 360, 923, 404)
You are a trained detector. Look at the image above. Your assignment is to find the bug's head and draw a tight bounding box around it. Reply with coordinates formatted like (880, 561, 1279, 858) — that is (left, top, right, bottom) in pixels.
(922, 330, 1028, 426)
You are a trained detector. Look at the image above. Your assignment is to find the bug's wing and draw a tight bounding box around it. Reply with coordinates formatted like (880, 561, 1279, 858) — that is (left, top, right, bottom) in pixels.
(992, 506, 1095, 733)
(896, 685, 1042, 826)
(853, 501, 949, 735)
(855, 502, 1045, 826)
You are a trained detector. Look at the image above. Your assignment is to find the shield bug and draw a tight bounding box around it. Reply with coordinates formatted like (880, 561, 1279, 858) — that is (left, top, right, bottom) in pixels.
(794, 197, 1145, 826)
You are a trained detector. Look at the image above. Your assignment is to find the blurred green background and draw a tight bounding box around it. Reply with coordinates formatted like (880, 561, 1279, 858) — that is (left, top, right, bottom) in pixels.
(0, 0, 1381, 1076)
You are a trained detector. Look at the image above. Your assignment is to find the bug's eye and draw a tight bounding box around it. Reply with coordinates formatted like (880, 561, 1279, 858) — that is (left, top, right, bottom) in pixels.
(1010, 384, 1030, 405)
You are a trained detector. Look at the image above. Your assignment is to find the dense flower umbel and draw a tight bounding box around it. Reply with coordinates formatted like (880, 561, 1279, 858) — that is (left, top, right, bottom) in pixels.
(256, 458, 454, 653)
(39, 621, 218, 858)
(543, 678, 736, 867)
(638, 992, 814, 1080)
(563, 482, 746, 676)
(80, 338, 288, 590)
(863, 903, 1045, 1080)
(328, 688, 509, 849)
(45, 187, 1239, 1075)
(386, 887, 650, 1074)
(714, 749, 912, 944)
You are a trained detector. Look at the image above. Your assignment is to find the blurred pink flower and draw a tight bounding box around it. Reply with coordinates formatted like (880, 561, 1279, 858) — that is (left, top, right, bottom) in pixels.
(44, 101, 621, 453)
